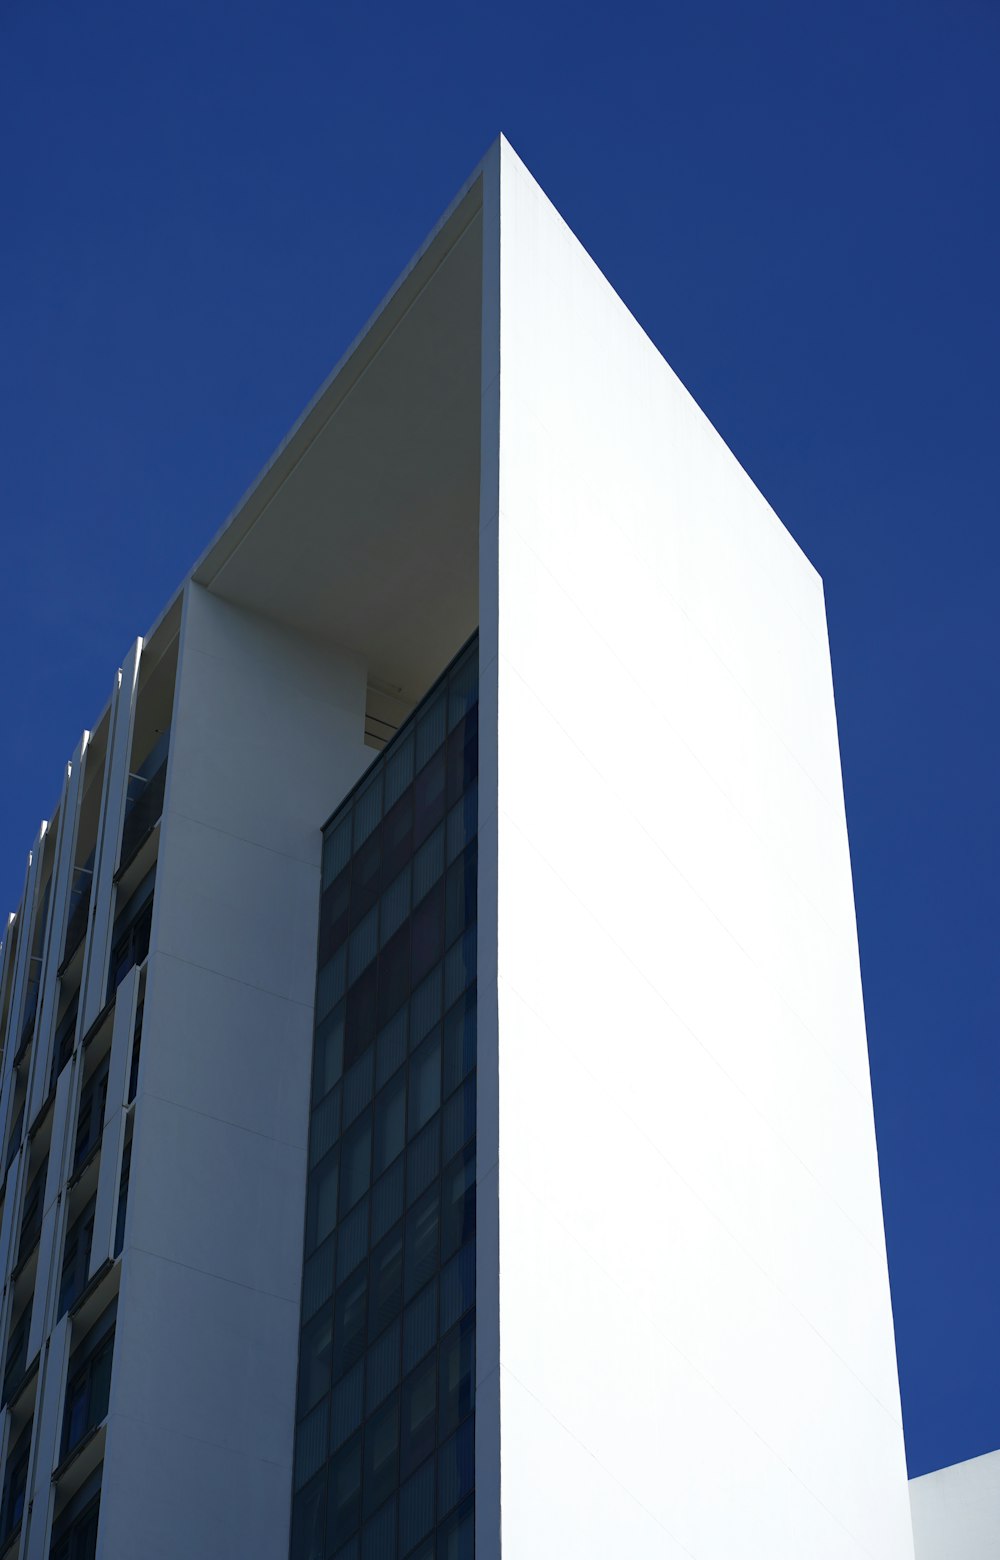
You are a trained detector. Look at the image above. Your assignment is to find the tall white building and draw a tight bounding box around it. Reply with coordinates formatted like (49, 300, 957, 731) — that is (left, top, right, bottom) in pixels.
(0, 138, 918, 1559)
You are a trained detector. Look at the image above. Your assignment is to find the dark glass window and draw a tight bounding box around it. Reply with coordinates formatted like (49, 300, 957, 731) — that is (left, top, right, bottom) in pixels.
(49, 1492, 100, 1560)
(73, 1054, 110, 1174)
(51, 992, 80, 1092)
(62, 1314, 115, 1460)
(2, 1302, 31, 1406)
(59, 1197, 97, 1316)
(127, 1002, 144, 1103)
(0, 1421, 31, 1543)
(4, 1097, 25, 1177)
(119, 729, 169, 868)
(113, 1140, 132, 1258)
(62, 850, 95, 967)
(18, 1154, 48, 1265)
(292, 635, 478, 1559)
(290, 1473, 325, 1560)
(107, 870, 155, 1000)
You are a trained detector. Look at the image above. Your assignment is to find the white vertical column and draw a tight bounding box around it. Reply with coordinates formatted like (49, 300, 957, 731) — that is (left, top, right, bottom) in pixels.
(0, 1144, 23, 1304)
(0, 924, 12, 1039)
(96, 585, 370, 1560)
(27, 1063, 76, 1362)
(27, 739, 87, 1127)
(79, 644, 142, 1034)
(0, 839, 44, 1165)
(21, 1312, 71, 1560)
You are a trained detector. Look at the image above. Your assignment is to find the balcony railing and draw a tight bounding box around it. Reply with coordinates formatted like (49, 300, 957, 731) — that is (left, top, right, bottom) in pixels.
(118, 730, 170, 871)
(16, 1157, 47, 1266)
(1, 1308, 29, 1407)
(50, 994, 80, 1093)
(62, 853, 95, 967)
(15, 969, 41, 1057)
(106, 876, 154, 1003)
(3, 1103, 24, 1177)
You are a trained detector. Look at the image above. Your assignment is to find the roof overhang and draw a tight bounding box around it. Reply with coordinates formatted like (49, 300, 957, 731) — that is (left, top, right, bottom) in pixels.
(189, 174, 485, 707)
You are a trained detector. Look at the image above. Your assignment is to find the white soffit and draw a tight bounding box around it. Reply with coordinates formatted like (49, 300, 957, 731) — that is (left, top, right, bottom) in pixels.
(191, 180, 484, 704)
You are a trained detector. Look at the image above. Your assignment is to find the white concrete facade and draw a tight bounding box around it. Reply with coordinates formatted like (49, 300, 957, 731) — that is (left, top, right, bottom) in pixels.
(910, 1450, 1000, 1559)
(0, 136, 916, 1559)
(478, 139, 914, 1560)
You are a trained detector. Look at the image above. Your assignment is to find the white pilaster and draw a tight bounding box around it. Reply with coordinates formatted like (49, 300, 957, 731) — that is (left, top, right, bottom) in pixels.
(79, 646, 142, 1034)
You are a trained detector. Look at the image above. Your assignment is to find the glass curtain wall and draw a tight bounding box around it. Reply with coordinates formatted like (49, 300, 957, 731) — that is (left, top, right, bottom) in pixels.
(290, 635, 479, 1560)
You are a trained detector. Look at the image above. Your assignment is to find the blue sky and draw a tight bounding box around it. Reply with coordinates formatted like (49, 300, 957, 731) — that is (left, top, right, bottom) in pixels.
(1, 0, 997, 1480)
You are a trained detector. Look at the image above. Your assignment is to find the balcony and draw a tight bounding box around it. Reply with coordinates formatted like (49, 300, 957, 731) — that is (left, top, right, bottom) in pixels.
(61, 853, 95, 971)
(117, 729, 169, 875)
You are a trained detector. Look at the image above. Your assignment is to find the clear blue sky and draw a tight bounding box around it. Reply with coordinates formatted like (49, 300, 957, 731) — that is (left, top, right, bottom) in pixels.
(1, 0, 996, 1481)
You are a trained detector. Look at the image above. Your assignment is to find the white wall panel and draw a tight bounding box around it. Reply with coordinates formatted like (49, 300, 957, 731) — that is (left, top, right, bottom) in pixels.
(89, 965, 139, 1277)
(910, 1450, 1000, 1560)
(96, 584, 371, 1558)
(488, 140, 914, 1560)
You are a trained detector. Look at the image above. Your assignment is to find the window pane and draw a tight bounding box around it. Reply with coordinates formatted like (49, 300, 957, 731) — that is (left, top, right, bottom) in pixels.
(298, 1305, 333, 1416)
(295, 1399, 329, 1489)
(365, 1320, 401, 1413)
(402, 1280, 438, 1374)
(370, 1160, 404, 1244)
(363, 1393, 399, 1514)
(362, 1497, 396, 1560)
(438, 1317, 475, 1438)
(314, 1004, 346, 1099)
(327, 1433, 362, 1541)
(310, 1086, 341, 1168)
(370, 1226, 403, 1338)
(307, 1150, 339, 1253)
(345, 965, 378, 1066)
(399, 1457, 435, 1555)
(340, 1117, 372, 1216)
(401, 1354, 437, 1477)
(439, 1242, 475, 1333)
(383, 733, 413, 812)
(331, 1362, 364, 1451)
(319, 870, 350, 965)
(404, 1188, 439, 1301)
(375, 1009, 407, 1088)
(440, 1149, 475, 1265)
(302, 1235, 336, 1324)
(413, 749, 446, 848)
(437, 1419, 473, 1519)
(376, 924, 410, 1028)
(407, 1120, 440, 1205)
(343, 1051, 375, 1128)
(410, 881, 443, 987)
(338, 1197, 370, 1279)
(439, 1496, 475, 1560)
(373, 1073, 406, 1177)
(415, 694, 446, 770)
(382, 789, 413, 881)
(442, 988, 476, 1097)
(333, 1270, 367, 1380)
(441, 1075, 475, 1164)
(408, 1034, 441, 1139)
(446, 704, 478, 806)
(290, 1472, 326, 1560)
(444, 842, 477, 951)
